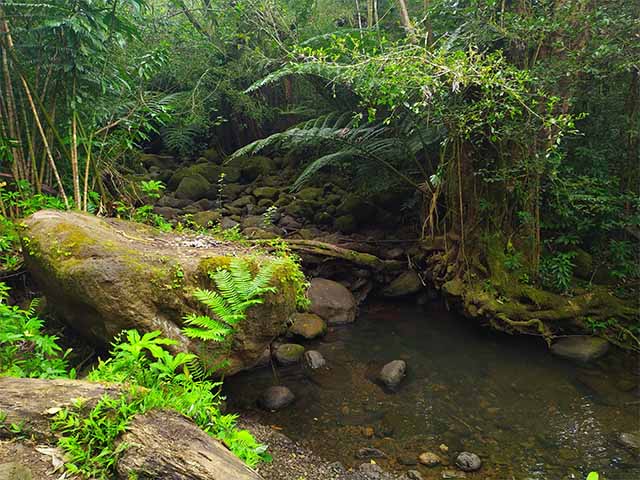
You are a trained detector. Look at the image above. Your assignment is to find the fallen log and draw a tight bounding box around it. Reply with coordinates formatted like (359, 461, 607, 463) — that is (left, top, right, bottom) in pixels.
(257, 238, 405, 271)
(0, 377, 263, 480)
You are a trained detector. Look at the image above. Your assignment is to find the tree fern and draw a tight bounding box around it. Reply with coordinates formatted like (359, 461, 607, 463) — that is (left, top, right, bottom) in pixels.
(182, 258, 280, 343)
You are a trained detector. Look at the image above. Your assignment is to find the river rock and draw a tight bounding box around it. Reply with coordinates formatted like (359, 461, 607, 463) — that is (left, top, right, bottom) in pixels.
(21, 210, 298, 375)
(289, 313, 326, 339)
(418, 451, 442, 467)
(175, 174, 210, 201)
(190, 210, 221, 228)
(358, 462, 385, 479)
(220, 217, 240, 230)
(442, 470, 466, 479)
(550, 336, 610, 362)
(382, 271, 423, 297)
(258, 386, 295, 411)
(379, 360, 407, 389)
(356, 447, 387, 459)
(308, 278, 357, 325)
(304, 350, 326, 369)
(274, 343, 305, 365)
(253, 186, 280, 200)
(405, 470, 424, 480)
(618, 431, 640, 450)
(455, 452, 482, 472)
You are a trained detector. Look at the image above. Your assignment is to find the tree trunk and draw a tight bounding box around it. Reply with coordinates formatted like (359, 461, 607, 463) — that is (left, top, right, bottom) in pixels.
(396, 0, 413, 33)
(0, 377, 263, 480)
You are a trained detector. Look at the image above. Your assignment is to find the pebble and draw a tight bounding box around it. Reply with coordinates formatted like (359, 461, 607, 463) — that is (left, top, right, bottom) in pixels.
(405, 470, 424, 480)
(356, 447, 387, 459)
(442, 470, 466, 479)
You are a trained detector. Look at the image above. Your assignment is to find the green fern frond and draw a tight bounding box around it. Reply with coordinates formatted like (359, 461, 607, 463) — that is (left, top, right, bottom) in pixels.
(183, 314, 232, 341)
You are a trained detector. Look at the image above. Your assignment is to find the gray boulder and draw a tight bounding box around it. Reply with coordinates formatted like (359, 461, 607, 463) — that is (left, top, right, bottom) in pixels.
(258, 386, 295, 411)
(308, 278, 357, 325)
(455, 452, 482, 472)
(550, 336, 610, 362)
(379, 360, 407, 389)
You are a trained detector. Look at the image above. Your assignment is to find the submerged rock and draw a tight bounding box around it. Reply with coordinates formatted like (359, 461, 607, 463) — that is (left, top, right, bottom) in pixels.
(21, 210, 298, 375)
(405, 470, 424, 480)
(258, 386, 295, 411)
(550, 336, 610, 362)
(455, 452, 482, 472)
(289, 312, 326, 339)
(442, 470, 466, 479)
(304, 350, 326, 369)
(618, 431, 640, 450)
(356, 447, 386, 459)
(308, 278, 357, 325)
(274, 343, 305, 365)
(379, 360, 407, 389)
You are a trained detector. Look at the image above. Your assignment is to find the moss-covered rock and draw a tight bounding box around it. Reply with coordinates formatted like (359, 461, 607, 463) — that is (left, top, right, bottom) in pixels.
(175, 174, 211, 201)
(21, 210, 299, 374)
(334, 214, 357, 233)
(253, 186, 280, 200)
(297, 187, 323, 202)
(337, 195, 377, 224)
(238, 156, 275, 182)
(190, 211, 222, 228)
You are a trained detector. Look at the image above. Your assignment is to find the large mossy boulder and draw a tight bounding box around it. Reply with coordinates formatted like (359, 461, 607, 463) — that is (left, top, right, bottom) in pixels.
(175, 174, 211, 201)
(21, 210, 299, 374)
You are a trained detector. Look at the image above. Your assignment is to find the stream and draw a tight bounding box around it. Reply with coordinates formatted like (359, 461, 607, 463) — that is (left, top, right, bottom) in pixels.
(225, 300, 640, 480)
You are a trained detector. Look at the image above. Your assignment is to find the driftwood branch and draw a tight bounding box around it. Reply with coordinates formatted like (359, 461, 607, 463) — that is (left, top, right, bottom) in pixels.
(0, 377, 262, 480)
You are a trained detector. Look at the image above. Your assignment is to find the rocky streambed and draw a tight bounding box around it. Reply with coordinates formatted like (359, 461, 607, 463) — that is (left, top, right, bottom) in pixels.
(227, 301, 640, 480)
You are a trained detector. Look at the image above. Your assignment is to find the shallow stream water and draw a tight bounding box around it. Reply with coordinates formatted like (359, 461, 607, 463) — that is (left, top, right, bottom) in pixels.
(226, 301, 640, 480)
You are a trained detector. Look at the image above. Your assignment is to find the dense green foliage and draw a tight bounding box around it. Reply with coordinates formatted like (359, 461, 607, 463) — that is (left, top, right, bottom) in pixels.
(0, 282, 73, 378)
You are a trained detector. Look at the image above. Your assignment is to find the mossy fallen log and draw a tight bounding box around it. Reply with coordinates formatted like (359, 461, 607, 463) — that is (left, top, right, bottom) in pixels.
(0, 377, 263, 480)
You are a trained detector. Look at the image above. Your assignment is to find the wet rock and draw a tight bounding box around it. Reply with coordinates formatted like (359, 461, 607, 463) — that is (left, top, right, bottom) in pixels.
(0, 462, 33, 480)
(274, 343, 305, 365)
(405, 470, 424, 480)
(455, 452, 481, 472)
(356, 447, 386, 459)
(304, 350, 326, 369)
(382, 271, 423, 297)
(618, 431, 640, 450)
(439, 444, 449, 453)
(258, 386, 295, 411)
(289, 313, 326, 339)
(551, 336, 610, 362)
(242, 215, 266, 228)
(308, 278, 357, 325)
(379, 360, 407, 389)
(157, 195, 190, 209)
(418, 451, 442, 467)
(442, 470, 466, 479)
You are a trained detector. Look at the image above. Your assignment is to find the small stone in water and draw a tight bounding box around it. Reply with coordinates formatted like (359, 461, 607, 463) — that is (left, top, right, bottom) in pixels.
(439, 443, 449, 453)
(455, 452, 482, 472)
(418, 451, 441, 467)
(258, 386, 295, 411)
(356, 447, 386, 459)
(442, 470, 466, 479)
(304, 350, 326, 369)
(359, 462, 384, 479)
(378, 360, 407, 389)
(405, 470, 424, 480)
(362, 426, 375, 438)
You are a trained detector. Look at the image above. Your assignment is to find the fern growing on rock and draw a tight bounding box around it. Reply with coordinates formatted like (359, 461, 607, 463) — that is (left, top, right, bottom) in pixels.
(182, 258, 279, 342)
